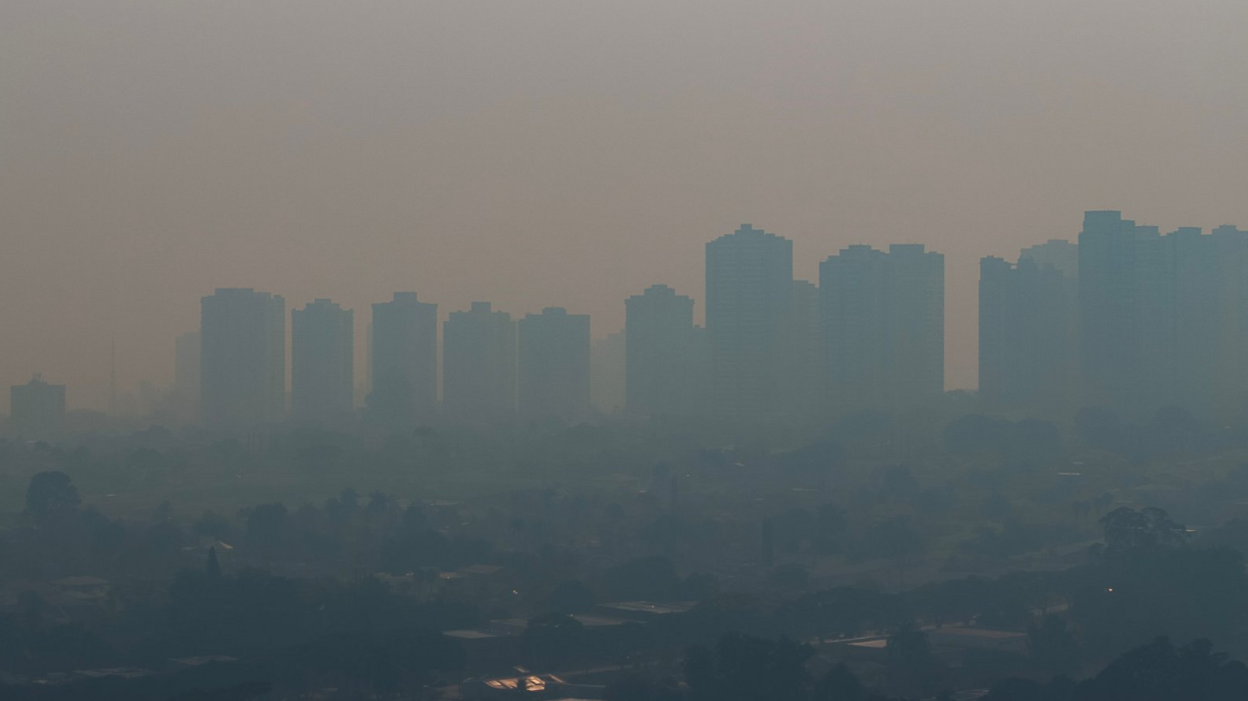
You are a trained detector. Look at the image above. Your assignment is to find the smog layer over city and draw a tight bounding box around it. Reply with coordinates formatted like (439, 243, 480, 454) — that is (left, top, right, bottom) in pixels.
(3, 2, 1248, 700)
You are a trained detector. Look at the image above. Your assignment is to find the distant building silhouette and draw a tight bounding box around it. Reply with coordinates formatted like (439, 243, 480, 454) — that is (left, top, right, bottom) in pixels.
(200, 288, 285, 428)
(1079, 211, 1248, 416)
(291, 298, 354, 425)
(174, 331, 201, 403)
(369, 292, 437, 426)
(705, 224, 794, 419)
(778, 279, 824, 419)
(979, 245, 1077, 415)
(518, 307, 591, 421)
(625, 284, 696, 416)
(821, 244, 944, 413)
(1021, 238, 1078, 278)
(592, 330, 626, 415)
(443, 302, 516, 423)
(10, 375, 66, 442)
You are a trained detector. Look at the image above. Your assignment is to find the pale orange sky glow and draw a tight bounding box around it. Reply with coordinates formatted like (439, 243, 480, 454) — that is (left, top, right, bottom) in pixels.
(2, 0, 1246, 410)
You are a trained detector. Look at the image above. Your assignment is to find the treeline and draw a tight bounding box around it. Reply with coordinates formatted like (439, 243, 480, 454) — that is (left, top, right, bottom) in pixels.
(606, 631, 1248, 701)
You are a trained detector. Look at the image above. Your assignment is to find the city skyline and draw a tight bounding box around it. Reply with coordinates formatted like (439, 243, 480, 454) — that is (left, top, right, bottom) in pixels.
(15, 211, 1248, 421)
(4, 2, 1247, 412)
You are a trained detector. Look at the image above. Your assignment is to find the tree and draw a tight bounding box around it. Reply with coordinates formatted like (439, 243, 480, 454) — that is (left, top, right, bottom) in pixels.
(1100, 507, 1187, 557)
(24, 471, 80, 521)
(548, 579, 595, 613)
(814, 502, 847, 554)
(860, 516, 924, 587)
(769, 563, 810, 590)
(1081, 637, 1248, 701)
(522, 613, 585, 668)
(1027, 614, 1080, 676)
(206, 546, 222, 578)
(814, 663, 865, 701)
(886, 622, 947, 698)
(246, 503, 289, 559)
(944, 414, 1009, 455)
(685, 632, 813, 701)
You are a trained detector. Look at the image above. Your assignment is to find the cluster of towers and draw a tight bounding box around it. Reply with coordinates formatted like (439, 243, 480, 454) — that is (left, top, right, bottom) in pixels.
(169, 211, 1248, 432)
(182, 223, 946, 429)
(187, 291, 594, 429)
(982, 211, 1248, 419)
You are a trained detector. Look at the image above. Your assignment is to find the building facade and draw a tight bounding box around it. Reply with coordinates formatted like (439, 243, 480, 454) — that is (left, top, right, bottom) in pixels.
(821, 244, 944, 414)
(369, 292, 438, 425)
(979, 251, 1077, 415)
(443, 302, 516, 423)
(518, 307, 591, 421)
(625, 284, 697, 416)
(291, 298, 354, 425)
(200, 288, 286, 427)
(1079, 211, 1248, 417)
(705, 224, 794, 420)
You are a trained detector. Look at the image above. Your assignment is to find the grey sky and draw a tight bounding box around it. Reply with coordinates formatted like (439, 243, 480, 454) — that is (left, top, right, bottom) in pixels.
(2, 1, 1246, 410)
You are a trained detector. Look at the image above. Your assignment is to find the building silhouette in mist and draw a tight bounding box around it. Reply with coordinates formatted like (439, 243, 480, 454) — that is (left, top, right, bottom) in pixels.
(368, 292, 437, 426)
(200, 288, 286, 427)
(292, 299, 354, 425)
(10, 375, 66, 442)
(979, 242, 1077, 414)
(592, 330, 626, 415)
(1079, 211, 1248, 416)
(625, 284, 697, 417)
(443, 302, 516, 423)
(778, 279, 824, 418)
(518, 307, 590, 421)
(705, 224, 794, 419)
(821, 244, 944, 413)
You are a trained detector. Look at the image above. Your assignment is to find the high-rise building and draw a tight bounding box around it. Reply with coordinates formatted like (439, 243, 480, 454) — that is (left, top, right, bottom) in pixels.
(820, 245, 886, 412)
(777, 279, 824, 418)
(1078, 211, 1175, 413)
(821, 244, 944, 414)
(200, 288, 286, 427)
(291, 298, 354, 425)
(592, 330, 626, 416)
(625, 284, 696, 416)
(174, 331, 201, 402)
(1079, 211, 1248, 416)
(979, 249, 1077, 415)
(518, 307, 591, 421)
(1020, 239, 1078, 278)
(443, 302, 516, 423)
(705, 224, 794, 419)
(10, 375, 66, 442)
(368, 292, 438, 426)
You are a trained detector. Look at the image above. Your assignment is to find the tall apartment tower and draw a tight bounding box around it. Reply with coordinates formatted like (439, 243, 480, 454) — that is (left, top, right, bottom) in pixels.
(625, 284, 696, 416)
(443, 302, 516, 423)
(979, 247, 1077, 415)
(368, 292, 438, 426)
(1171, 224, 1248, 415)
(518, 307, 591, 421)
(200, 288, 286, 427)
(777, 279, 824, 419)
(1079, 211, 1248, 417)
(291, 299, 354, 425)
(174, 331, 201, 402)
(821, 244, 944, 414)
(705, 224, 794, 419)
(10, 375, 66, 442)
(591, 331, 626, 415)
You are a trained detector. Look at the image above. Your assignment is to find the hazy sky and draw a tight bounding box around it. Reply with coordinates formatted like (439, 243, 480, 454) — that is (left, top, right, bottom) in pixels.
(3, 1, 1247, 411)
